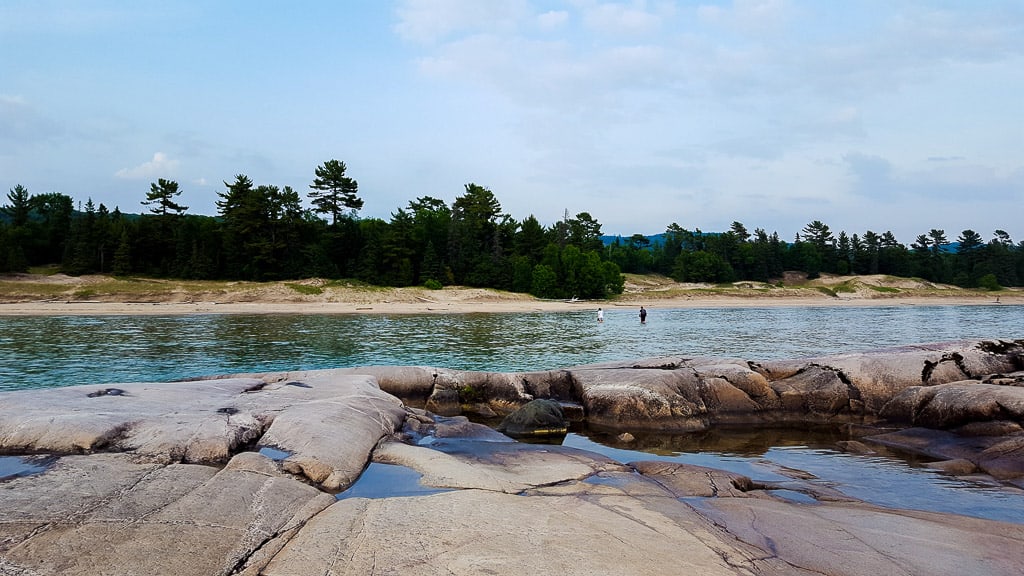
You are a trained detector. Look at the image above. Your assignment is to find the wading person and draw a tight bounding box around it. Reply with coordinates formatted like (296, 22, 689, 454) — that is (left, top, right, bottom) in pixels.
(639, 306, 647, 324)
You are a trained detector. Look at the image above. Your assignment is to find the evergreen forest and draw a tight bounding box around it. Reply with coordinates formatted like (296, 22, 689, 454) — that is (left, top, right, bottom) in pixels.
(2, 160, 1022, 297)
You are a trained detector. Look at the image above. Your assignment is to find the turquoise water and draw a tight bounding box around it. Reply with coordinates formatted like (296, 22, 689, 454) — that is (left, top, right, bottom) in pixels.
(0, 305, 1020, 390)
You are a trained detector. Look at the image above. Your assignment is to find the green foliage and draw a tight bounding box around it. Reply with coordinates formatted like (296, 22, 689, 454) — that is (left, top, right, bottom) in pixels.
(142, 179, 188, 216)
(4, 164, 1024, 294)
(530, 264, 559, 298)
(458, 384, 483, 403)
(309, 159, 361, 225)
(671, 251, 734, 283)
(423, 278, 443, 290)
(286, 283, 323, 295)
(867, 285, 900, 293)
(4, 185, 31, 227)
(978, 273, 1002, 291)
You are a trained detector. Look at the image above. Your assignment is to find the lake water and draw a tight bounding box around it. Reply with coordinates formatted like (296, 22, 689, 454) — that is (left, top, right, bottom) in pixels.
(2, 304, 1023, 524)
(0, 304, 1020, 391)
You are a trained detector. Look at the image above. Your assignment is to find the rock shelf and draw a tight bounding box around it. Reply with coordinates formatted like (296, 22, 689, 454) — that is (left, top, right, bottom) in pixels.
(1, 339, 1022, 575)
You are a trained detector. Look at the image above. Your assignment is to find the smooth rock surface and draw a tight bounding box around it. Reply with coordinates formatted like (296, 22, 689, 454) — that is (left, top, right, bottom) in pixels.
(691, 497, 1024, 576)
(0, 453, 335, 575)
(3, 340, 1024, 575)
(354, 339, 1024, 433)
(0, 371, 406, 490)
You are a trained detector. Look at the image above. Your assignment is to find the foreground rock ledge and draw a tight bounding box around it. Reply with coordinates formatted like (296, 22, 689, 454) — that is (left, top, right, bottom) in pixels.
(0, 338, 1022, 575)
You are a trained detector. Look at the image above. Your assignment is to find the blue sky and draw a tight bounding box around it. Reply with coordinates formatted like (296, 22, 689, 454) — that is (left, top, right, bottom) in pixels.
(2, 1, 1022, 244)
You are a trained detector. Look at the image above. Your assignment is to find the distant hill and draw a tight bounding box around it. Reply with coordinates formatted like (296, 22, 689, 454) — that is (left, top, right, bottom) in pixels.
(603, 233, 961, 253)
(601, 233, 667, 246)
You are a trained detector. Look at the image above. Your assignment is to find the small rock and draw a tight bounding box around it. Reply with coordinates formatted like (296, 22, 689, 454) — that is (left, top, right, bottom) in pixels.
(836, 440, 876, 454)
(496, 399, 568, 437)
(927, 459, 977, 475)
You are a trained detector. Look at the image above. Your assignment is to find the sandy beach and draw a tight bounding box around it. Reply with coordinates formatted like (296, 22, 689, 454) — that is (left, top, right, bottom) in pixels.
(0, 272, 1017, 316)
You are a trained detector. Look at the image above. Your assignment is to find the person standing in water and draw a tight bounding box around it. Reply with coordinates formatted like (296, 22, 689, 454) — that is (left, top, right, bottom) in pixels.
(639, 306, 647, 323)
(597, 308, 604, 322)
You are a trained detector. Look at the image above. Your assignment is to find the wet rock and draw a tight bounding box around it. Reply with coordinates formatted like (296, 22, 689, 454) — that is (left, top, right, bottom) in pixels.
(956, 420, 1024, 437)
(496, 398, 568, 437)
(632, 461, 754, 498)
(559, 401, 585, 421)
(431, 415, 512, 441)
(978, 436, 1024, 479)
(881, 381, 1024, 429)
(927, 459, 978, 475)
(425, 387, 461, 416)
(467, 401, 498, 418)
(373, 438, 624, 493)
(836, 440, 876, 454)
(86, 387, 126, 397)
(864, 427, 1024, 479)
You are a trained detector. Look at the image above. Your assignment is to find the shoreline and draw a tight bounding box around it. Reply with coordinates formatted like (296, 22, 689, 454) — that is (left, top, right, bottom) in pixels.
(1, 271, 1018, 316)
(0, 293, 1016, 316)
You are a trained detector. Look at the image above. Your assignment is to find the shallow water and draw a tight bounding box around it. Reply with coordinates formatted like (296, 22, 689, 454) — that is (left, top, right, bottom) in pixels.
(0, 455, 51, 480)
(335, 427, 1024, 525)
(564, 428, 1024, 524)
(0, 305, 1019, 390)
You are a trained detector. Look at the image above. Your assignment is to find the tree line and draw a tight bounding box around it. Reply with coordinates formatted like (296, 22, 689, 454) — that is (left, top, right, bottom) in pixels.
(2, 159, 1022, 295)
(0, 160, 623, 299)
(605, 221, 1021, 290)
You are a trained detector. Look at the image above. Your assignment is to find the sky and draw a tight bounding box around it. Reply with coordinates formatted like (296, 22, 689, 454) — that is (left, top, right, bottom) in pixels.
(2, 1, 1022, 244)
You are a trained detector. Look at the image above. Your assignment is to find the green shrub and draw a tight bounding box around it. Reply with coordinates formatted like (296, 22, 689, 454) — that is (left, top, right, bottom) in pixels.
(867, 285, 899, 293)
(423, 278, 443, 290)
(978, 274, 1003, 291)
(286, 283, 323, 295)
(458, 384, 483, 403)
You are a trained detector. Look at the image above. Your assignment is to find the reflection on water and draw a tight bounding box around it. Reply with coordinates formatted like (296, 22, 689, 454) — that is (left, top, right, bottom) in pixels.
(0, 455, 52, 480)
(1, 305, 1020, 390)
(336, 462, 452, 500)
(562, 426, 1024, 525)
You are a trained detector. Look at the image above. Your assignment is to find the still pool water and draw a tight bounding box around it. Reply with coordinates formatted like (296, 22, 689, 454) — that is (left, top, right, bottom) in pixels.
(331, 427, 1024, 525)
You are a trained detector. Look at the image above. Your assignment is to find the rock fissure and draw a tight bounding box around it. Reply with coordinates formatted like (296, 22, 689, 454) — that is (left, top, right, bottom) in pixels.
(226, 512, 317, 575)
(90, 421, 136, 451)
(921, 352, 968, 385)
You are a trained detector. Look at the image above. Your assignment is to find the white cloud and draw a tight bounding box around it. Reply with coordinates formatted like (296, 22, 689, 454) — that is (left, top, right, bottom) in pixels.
(393, 0, 530, 43)
(537, 10, 570, 30)
(697, 0, 793, 35)
(0, 94, 62, 145)
(580, 1, 664, 36)
(115, 152, 180, 180)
